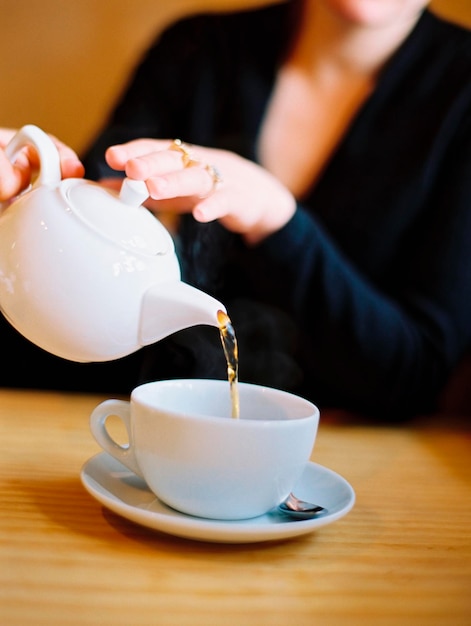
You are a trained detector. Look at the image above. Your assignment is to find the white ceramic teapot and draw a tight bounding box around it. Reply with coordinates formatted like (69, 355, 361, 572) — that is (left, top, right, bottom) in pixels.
(0, 125, 226, 362)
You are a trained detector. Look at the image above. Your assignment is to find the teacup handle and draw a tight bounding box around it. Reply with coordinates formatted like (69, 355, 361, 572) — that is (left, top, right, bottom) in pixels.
(89, 399, 143, 477)
(4, 124, 62, 188)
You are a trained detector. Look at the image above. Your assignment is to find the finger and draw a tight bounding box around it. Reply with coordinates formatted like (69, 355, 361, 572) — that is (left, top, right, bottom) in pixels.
(146, 164, 213, 200)
(125, 150, 186, 179)
(0, 149, 32, 201)
(192, 192, 230, 223)
(60, 157, 85, 179)
(105, 139, 170, 169)
(49, 136, 85, 178)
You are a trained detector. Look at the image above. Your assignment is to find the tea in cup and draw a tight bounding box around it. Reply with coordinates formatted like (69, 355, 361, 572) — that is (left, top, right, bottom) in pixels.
(89, 379, 319, 520)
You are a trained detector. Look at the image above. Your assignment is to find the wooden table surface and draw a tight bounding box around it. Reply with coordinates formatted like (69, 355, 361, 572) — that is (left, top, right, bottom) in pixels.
(1, 388, 470, 625)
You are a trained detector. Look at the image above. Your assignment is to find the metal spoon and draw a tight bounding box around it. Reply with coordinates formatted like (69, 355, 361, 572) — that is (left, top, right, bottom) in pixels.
(277, 492, 326, 519)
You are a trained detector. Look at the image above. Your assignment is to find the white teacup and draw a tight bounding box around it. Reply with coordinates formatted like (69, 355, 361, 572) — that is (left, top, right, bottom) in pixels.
(89, 379, 319, 520)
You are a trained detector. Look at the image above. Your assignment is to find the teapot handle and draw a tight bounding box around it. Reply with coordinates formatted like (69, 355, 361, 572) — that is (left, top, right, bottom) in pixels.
(4, 124, 62, 188)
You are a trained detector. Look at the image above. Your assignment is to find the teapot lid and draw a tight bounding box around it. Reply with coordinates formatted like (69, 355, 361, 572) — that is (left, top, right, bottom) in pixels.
(63, 179, 172, 256)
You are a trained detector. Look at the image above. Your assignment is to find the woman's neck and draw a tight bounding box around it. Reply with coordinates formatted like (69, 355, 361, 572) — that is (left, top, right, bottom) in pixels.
(257, 1, 426, 197)
(291, 0, 425, 79)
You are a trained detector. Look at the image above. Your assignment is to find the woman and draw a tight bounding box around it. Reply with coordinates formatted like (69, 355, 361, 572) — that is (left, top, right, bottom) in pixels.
(2, 0, 471, 419)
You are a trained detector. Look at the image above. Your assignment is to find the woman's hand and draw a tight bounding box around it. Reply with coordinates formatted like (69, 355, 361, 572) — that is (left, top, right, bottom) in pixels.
(106, 138, 296, 245)
(0, 128, 84, 203)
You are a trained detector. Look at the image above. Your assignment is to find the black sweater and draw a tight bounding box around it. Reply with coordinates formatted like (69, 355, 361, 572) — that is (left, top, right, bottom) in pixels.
(83, 5, 471, 418)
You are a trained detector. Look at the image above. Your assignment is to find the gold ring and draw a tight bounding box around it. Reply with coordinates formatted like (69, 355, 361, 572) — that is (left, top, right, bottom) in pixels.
(200, 163, 223, 197)
(169, 138, 200, 168)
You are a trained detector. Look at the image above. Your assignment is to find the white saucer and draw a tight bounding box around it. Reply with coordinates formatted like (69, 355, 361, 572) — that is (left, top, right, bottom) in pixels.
(80, 452, 355, 544)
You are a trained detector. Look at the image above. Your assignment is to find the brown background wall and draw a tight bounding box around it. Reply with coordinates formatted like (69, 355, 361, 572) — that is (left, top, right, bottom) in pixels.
(1, 0, 470, 155)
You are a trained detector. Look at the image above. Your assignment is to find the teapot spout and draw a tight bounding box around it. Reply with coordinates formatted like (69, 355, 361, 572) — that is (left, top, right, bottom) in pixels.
(139, 281, 226, 346)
